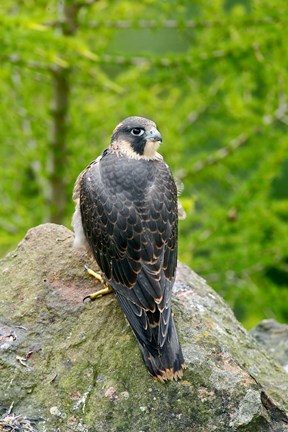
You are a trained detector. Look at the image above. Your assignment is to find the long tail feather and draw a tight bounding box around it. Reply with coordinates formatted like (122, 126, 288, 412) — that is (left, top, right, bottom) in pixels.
(138, 317, 185, 381)
(116, 293, 185, 380)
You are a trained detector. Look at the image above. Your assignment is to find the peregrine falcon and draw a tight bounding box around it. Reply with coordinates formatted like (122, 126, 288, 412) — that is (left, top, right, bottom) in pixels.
(72, 116, 185, 381)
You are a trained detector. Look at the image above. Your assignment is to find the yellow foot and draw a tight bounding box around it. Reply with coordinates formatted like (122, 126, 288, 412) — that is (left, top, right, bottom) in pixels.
(83, 265, 113, 302)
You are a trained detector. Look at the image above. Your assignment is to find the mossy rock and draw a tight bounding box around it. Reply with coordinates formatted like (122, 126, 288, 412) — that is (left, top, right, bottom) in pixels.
(0, 224, 287, 431)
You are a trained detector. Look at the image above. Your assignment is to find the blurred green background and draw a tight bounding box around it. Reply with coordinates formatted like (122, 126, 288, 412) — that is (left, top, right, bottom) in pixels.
(1, 0, 288, 328)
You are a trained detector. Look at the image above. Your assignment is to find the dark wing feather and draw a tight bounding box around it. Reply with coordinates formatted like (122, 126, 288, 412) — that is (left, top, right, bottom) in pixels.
(80, 150, 178, 352)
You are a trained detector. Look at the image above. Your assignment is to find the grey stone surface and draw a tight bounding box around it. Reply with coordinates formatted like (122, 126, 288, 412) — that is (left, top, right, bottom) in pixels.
(0, 223, 287, 431)
(250, 319, 288, 373)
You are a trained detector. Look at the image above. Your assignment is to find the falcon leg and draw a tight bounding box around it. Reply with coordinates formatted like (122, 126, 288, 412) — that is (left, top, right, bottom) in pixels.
(83, 265, 113, 302)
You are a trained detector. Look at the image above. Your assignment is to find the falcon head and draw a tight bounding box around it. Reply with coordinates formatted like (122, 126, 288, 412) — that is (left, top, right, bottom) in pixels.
(110, 116, 163, 160)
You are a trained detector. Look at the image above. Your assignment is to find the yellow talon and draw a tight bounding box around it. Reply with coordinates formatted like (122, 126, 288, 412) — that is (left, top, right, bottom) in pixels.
(83, 265, 113, 302)
(85, 266, 106, 284)
(83, 286, 113, 302)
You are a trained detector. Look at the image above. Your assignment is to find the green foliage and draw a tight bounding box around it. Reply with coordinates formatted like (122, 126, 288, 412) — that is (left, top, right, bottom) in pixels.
(1, 0, 288, 328)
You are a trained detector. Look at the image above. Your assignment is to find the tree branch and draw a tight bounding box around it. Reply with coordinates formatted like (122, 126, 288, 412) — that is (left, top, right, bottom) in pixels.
(187, 127, 261, 176)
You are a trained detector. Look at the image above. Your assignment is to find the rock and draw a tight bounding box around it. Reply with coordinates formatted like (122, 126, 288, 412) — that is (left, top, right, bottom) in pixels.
(250, 319, 288, 373)
(0, 223, 287, 432)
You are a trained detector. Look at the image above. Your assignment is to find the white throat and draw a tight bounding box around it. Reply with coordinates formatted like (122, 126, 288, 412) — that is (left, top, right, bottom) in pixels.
(143, 140, 161, 159)
(112, 139, 161, 161)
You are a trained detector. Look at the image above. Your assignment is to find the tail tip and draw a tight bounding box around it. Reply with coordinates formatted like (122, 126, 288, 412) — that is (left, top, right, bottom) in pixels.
(154, 363, 187, 382)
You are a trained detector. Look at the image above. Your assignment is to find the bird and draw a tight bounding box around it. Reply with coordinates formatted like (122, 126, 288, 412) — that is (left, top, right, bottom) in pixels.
(72, 116, 185, 381)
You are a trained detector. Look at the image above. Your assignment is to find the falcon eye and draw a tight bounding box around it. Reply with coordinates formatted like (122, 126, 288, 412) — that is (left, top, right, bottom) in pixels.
(130, 128, 144, 136)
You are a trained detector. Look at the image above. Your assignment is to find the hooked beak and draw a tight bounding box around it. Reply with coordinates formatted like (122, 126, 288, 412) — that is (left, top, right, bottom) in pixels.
(144, 127, 162, 143)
